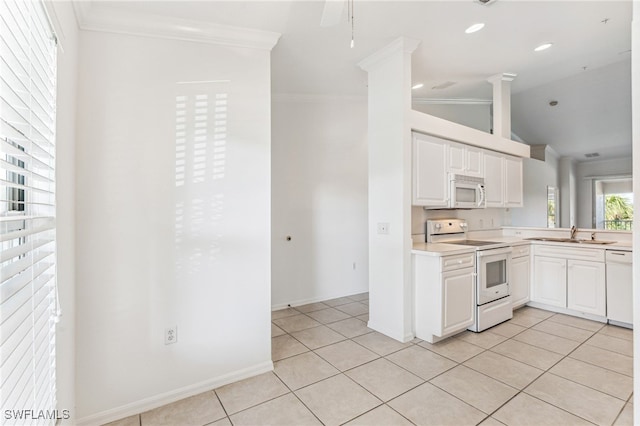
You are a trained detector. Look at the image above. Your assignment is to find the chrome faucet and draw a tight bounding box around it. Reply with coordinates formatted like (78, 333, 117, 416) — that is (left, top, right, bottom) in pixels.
(570, 226, 577, 240)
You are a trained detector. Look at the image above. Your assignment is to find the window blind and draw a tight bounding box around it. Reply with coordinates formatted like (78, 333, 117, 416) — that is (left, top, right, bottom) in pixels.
(0, 0, 58, 423)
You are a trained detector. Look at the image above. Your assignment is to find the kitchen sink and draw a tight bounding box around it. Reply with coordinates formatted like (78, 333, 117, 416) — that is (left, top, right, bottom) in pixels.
(525, 237, 576, 242)
(525, 237, 616, 245)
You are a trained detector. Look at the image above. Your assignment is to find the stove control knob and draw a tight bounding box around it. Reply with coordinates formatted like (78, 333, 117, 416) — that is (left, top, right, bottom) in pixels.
(434, 223, 442, 230)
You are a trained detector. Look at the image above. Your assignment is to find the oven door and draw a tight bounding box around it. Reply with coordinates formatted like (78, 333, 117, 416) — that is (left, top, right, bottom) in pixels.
(477, 247, 512, 305)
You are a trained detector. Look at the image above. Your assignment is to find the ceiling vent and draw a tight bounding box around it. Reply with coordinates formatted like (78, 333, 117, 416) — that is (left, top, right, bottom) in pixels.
(475, 0, 498, 5)
(585, 152, 600, 158)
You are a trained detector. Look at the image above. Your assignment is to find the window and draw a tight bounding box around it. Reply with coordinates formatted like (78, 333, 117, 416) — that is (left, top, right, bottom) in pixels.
(1, 0, 58, 421)
(594, 178, 633, 231)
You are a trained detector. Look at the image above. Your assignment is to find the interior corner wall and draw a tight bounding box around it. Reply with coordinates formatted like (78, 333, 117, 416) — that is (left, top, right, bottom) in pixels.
(559, 157, 577, 227)
(75, 31, 272, 422)
(271, 98, 368, 308)
(49, 1, 79, 421)
(510, 153, 559, 228)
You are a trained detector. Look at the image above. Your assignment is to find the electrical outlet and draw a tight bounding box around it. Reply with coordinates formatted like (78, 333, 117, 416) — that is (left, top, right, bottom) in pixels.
(165, 326, 177, 345)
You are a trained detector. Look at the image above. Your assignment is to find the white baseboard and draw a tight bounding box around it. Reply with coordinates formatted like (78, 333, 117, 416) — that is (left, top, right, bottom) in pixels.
(271, 289, 369, 311)
(76, 361, 274, 426)
(525, 302, 607, 323)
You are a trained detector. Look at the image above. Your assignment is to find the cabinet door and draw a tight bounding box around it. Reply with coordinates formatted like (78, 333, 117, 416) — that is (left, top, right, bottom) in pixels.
(413, 134, 449, 207)
(532, 256, 566, 307)
(511, 255, 530, 308)
(447, 142, 466, 175)
(441, 267, 476, 335)
(567, 260, 606, 316)
(504, 156, 523, 207)
(607, 262, 633, 324)
(483, 151, 504, 207)
(465, 146, 484, 177)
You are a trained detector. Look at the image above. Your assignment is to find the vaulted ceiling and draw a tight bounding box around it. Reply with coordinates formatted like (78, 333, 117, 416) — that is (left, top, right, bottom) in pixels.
(83, 1, 634, 161)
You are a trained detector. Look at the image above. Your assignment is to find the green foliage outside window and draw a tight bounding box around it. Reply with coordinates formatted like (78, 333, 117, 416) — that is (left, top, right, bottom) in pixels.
(604, 194, 633, 230)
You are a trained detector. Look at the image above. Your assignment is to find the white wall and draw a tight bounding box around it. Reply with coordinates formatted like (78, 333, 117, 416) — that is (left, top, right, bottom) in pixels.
(271, 97, 368, 308)
(75, 31, 273, 423)
(576, 157, 633, 228)
(47, 1, 79, 421)
(412, 103, 491, 133)
(510, 149, 559, 228)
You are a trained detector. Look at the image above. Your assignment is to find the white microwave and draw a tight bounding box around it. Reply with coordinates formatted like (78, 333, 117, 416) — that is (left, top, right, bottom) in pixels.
(449, 174, 486, 209)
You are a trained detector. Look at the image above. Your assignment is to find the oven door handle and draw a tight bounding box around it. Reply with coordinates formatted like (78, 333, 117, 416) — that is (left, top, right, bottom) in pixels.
(476, 247, 513, 257)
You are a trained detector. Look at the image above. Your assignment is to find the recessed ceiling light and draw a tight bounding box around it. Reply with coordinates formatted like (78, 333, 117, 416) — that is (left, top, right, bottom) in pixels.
(412, 83, 424, 90)
(534, 43, 553, 52)
(465, 23, 485, 34)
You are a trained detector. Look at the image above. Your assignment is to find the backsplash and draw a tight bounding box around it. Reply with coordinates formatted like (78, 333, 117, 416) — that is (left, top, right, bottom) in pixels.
(411, 206, 512, 236)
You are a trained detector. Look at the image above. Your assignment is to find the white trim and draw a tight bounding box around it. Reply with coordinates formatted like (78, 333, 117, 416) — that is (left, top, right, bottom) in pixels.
(358, 37, 421, 71)
(272, 93, 367, 103)
(271, 290, 369, 311)
(75, 5, 280, 50)
(75, 361, 274, 426)
(583, 174, 633, 180)
(487, 72, 518, 84)
(43, 2, 66, 49)
(412, 98, 492, 106)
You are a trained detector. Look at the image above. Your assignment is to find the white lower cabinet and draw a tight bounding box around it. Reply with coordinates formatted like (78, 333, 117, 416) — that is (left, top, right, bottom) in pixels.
(567, 260, 606, 316)
(510, 246, 530, 308)
(532, 256, 567, 308)
(531, 245, 606, 317)
(414, 252, 476, 343)
(441, 268, 476, 335)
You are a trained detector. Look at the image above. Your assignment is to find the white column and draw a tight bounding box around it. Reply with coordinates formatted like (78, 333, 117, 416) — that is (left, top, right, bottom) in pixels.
(631, 0, 640, 419)
(358, 37, 420, 342)
(488, 73, 517, 139)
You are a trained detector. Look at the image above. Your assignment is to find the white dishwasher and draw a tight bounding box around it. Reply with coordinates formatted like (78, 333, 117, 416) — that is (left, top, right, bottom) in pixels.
(606, 250, 633, 327)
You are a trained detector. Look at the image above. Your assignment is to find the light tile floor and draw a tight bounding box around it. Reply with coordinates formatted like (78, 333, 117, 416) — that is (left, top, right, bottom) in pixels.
(107, 295, 634, 426)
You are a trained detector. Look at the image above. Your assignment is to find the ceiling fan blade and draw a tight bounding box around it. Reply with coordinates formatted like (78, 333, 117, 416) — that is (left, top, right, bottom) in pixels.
(320, 0, 346, 27)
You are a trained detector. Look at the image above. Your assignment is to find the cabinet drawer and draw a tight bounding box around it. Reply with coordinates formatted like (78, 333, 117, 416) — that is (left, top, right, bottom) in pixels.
(441, 253, 475, 271)
(534, 245, 604, 262)
(606, 250, 632, 264)
(512, 244, 530, 258)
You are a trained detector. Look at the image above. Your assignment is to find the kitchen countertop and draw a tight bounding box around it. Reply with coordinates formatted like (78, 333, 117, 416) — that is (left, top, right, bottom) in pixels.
(412, 237, 632, 256)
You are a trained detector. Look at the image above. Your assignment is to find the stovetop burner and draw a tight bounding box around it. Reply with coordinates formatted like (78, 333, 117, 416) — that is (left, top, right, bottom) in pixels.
(444, 240, 502, 247)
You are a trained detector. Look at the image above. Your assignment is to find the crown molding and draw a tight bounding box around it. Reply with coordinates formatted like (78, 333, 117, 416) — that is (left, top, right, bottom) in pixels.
(74, 2, 280, 51)
(358, 37, 421, 72)
(412, 98, 492, 105)
(272, 93, 367, 103)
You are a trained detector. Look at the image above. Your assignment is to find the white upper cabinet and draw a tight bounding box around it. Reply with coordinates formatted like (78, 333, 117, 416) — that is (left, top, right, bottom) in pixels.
(412, 133, 449, 207)
(481, 152, 523, 208)
(412, 132, 523, 208)
(504, 155, 523, 207)
(448, 142, 483, 177)
(483, 151, 505, 208)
